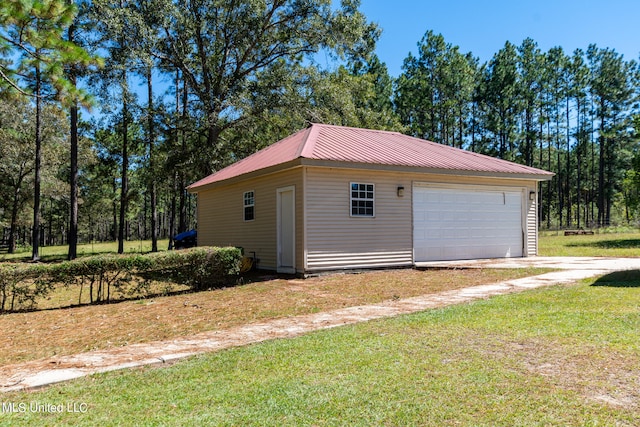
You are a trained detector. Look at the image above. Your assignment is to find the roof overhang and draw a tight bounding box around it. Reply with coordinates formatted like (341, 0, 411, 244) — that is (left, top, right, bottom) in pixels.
(187, 159, 304, 193)
(187, 158, 554, 193)
(299, 159, 555, 182)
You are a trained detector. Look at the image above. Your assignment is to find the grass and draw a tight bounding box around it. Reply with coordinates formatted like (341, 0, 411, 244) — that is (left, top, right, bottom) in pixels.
(0, 267, 548, 365)
(538, 231, 640, 257)
(1, 234, 639, 424)
(3, 277, 639, 426)
(0, 239, 170, 262)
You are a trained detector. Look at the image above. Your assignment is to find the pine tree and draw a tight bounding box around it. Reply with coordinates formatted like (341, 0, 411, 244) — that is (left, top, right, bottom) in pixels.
(478, 42, 521, 160)
(395, 31, 475, 147)
(567, 49, 591, 228)
(587, 45, 636, 226)
(91, 0, 146, 253)
(1, 0, 94, 260)
(517, 38, 544, 167)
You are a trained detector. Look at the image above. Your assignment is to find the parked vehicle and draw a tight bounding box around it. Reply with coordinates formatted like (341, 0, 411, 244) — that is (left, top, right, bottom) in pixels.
(173, 229, 197, 249)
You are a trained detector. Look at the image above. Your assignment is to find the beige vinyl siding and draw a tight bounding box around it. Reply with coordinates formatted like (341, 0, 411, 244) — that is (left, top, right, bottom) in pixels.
(304, 168, 413, 271)
(196, 168, 304, 272)
(304, 167, 541, 271)
(525, 185, 538, 256)
(196, 163, 542, 274)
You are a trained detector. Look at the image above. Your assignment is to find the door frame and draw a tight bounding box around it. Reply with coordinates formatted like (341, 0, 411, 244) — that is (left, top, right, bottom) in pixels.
(276, 186, 296, 274)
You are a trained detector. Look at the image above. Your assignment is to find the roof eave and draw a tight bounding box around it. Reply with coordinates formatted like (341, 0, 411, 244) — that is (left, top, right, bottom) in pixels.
(187, 158, 304, 193)
(299, 158, 555, 181)
(188, 157, 554, 193)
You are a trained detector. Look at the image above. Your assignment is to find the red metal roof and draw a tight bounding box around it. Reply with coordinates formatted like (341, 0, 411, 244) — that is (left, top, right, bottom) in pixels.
(188, 123, 554, 190)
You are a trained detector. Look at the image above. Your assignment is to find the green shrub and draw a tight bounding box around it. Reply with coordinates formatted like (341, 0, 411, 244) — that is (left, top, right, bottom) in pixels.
(0, 247, 242, 312)
(142, 247, 242, 290)
(0, 264, 54, 312)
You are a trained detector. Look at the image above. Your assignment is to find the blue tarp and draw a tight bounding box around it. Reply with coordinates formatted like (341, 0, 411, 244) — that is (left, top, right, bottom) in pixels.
(174, 229, 197, 241)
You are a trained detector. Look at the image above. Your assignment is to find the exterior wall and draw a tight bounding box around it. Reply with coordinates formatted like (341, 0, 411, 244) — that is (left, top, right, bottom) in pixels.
(304, 167, 414, 271)
(525, 188, 538, 256)
(304, 166, 541, 271)
(196, 164, 542, 274)
(196, 168, 304, 272)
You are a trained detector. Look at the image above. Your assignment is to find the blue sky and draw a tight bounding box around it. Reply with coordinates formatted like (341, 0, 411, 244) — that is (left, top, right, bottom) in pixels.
(359, 0, 640, 77)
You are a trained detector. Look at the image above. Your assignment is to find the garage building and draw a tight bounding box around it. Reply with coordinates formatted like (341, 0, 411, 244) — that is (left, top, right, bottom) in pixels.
(188, 123, 554, 274)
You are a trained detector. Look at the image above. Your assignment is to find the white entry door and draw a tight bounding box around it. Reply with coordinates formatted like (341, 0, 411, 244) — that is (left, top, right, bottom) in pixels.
(277, 186, 295, 273)
(413, 184, 523, 262)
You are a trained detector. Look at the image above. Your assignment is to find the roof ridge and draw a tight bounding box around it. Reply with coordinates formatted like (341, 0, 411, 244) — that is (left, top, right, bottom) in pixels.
(299, 123, 409, 157)
(312, 122, 404, 135)
(297, 124, 318, 158)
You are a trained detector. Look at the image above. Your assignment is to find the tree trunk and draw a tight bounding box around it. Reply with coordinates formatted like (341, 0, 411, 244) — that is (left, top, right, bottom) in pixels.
(556, 103, 563, 227)
(168, 172, 177, 250)
(179, 76, 189, 233)
(576, 98, 581, 229)
(8, 185, 21, 254)
(68, 92, 79, 259)
(546, 117, 552, 228)
(565, 97, 571, 227)
(597, 100, 606, 227)
(32, 65, 42, 261)
(168, 69, 180, 249)
(118, 97, 129, 254)
(147, 67, 158, 252)
(590, 98, 596, 226)
(68, 22, 79, 260)
(597, 134, 605, 227)
(112, 177, 118, 241)
(538, 102, 544, 225)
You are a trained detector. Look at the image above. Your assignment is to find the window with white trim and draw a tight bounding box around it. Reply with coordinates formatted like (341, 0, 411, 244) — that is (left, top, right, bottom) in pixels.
(350, 183, 374, 217)
(243, 191, 255, 221)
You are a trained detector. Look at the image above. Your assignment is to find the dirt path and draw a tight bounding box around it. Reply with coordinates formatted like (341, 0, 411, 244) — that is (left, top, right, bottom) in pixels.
(1, 264, 619, 393)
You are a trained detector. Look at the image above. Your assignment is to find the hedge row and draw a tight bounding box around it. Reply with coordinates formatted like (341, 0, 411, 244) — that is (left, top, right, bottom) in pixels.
(0, 247, 242, 313)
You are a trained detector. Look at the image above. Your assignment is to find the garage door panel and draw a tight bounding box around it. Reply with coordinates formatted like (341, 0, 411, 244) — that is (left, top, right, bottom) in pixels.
(413, 185, 523, 262)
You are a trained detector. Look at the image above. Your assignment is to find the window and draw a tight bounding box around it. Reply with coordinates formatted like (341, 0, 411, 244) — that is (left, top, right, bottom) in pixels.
(243, 191, 255, 221)
(350, 182, 374, 217)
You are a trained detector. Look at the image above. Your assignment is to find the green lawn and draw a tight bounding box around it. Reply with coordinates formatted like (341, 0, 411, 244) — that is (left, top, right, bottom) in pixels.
(538, 231, 640, 257)
(0, 239, 170, 262)
(2, 232, 640, 425)
(3, 276, 639, 426)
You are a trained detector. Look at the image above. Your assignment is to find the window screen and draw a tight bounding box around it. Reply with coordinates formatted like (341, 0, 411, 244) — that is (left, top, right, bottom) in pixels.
(243, 191, 254, 221)
(350, 183, 374, 217)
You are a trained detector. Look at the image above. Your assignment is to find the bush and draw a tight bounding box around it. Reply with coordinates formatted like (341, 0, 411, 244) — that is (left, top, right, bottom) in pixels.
(142, 247, 242, 290)
(0, 264, 54, 312)
(0, 247, 242, 312)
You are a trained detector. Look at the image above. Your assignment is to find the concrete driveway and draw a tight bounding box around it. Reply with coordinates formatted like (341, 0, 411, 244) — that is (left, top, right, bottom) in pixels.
(2, 256, 638, 393)
(416, 256, 640, 271)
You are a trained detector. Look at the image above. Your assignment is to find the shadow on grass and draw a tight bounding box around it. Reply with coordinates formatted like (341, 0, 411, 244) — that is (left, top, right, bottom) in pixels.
(28, 288, 197, 313)
(591, 270, 640, 288)
(567, 238, 640, 249)
(1, 270, 294, 315)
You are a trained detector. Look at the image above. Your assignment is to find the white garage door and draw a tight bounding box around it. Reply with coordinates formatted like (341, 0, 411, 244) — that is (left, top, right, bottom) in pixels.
(413, 184, 523, 261)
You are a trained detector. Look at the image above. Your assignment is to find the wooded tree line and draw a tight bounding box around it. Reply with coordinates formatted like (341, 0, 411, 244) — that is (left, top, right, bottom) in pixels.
(395, 32, 640, 232)
(1, 1, 639, 260)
